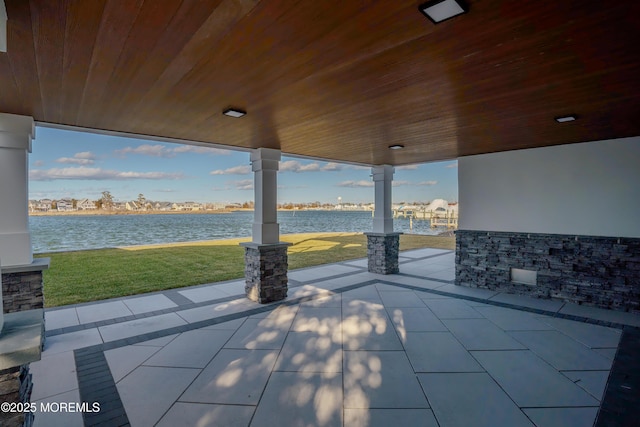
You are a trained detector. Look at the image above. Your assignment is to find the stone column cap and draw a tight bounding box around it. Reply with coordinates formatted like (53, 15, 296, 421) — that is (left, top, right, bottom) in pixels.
(1, 258, 50, 274)
(364, 232, 403, 237)
(0, 309, 43, 370)
(240, 242, 293, 249)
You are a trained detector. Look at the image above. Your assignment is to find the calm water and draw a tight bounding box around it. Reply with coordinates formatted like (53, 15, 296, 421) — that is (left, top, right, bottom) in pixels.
(29, 210, 441, 253)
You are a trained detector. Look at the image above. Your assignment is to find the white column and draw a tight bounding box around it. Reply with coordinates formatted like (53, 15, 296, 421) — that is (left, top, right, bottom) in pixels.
(372, 165, 394, 233)
(251, 148, 281, 244)
(0, 113, 34, 267)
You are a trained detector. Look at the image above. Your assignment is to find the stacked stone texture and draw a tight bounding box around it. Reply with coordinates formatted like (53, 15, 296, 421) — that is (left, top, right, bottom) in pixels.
(367, 234, 400, 274)
(244, 246, 288, 303)
(456, 230, 640, 313)
(0, 365, 34, 427)
(1, 272, 44, 313)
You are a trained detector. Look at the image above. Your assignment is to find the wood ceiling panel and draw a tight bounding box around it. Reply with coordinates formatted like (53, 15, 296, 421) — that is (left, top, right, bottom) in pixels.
(60, 0, 106, 125)
(1, 0, 639, 165)
(95, 0, 186, 121)
(0, 56, 23, 114)
(77, 0, 144, 126)
(121, 0, 261, 133)
(106, 0, 226, 126)
(30, 0, 68, 123)
(2, 1, 43, 118)
(127, 0, 299, 134)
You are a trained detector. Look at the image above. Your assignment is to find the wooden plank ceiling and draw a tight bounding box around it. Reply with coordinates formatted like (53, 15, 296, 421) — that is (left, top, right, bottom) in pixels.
(1, 0, 639, 165)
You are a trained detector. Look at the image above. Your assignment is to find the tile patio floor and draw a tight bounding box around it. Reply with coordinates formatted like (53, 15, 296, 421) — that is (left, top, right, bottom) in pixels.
(31, 248, 640, 427)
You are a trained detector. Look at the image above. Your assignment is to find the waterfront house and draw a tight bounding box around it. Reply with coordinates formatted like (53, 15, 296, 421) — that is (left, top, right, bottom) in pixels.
(55, 199, 74, 212)
(76, 198, 96, 211)
(125, 201, 141, 211)
(28, 199, 51, 212)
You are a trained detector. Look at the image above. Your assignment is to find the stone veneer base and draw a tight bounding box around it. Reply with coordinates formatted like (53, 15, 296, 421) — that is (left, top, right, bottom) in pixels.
(365, 232, 401, 275)
(241, 242, 291, 304)
(0, 365, 33, 427)
(0, 259, 48, 427)
(1, 259, 49, 314)
(455, 230, 640, 313)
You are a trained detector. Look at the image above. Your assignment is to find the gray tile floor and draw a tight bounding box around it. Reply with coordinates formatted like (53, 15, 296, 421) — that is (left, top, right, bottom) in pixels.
(31, 249, 639, 427)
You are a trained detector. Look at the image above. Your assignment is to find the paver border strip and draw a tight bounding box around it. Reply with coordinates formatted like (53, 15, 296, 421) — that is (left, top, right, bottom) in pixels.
(67, 277, 639, 427)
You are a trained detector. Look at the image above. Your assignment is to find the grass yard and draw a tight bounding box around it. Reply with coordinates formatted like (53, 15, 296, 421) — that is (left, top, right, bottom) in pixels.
(36, 232, 455, 307)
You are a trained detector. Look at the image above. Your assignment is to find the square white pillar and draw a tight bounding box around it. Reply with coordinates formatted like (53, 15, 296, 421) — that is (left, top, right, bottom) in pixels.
(0, 113, 35, 267)
(371, 165, 395, 233)
(250, 147, 281, 244)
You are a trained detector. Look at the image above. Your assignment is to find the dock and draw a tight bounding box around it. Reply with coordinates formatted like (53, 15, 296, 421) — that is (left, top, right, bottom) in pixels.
(393, 207, 458, 229)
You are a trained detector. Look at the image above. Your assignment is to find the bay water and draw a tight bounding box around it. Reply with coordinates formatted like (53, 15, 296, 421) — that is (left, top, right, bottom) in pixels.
(29, 210, 442, 253)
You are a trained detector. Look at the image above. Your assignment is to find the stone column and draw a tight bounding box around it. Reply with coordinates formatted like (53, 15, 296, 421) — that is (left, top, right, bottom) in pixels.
(365, 165, 401, 274)
(0, 114, 49, 314)
(0, 114, 45, 427)
(240, 148, 291, 303)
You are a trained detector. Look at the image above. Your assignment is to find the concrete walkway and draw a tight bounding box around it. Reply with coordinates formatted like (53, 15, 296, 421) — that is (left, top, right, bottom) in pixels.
(31, 248, 640, 426)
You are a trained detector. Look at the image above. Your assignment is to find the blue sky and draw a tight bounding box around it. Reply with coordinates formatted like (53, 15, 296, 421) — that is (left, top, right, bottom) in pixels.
(29, 127, 458, 204)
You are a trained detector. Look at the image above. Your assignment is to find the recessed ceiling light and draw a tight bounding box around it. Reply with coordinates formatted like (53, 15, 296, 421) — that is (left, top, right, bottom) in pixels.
(419, 0, 468, 24)
(223, 108, 246, 118)
(555, 115, 577, 123)
(389, 144, 405, 150)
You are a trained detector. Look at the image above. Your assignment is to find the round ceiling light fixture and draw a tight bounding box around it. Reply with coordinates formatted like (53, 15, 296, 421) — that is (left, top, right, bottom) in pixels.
(388, 144, 405, 150)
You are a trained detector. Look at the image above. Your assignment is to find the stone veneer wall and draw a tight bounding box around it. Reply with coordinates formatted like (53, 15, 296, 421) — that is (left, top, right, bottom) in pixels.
(1, 271, 44, 314)
(244, 245, 289, 303)
(366, 233, 400, 275)
(0, 365, 34, 427)
(455, 230, 640, 313)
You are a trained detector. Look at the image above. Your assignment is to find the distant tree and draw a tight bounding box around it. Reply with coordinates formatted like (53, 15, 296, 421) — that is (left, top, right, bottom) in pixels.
(94, 199, 103, 209)
(137, 193, 146, 210)
(101, 191, 114, 210)
(72, 198, 78, 209)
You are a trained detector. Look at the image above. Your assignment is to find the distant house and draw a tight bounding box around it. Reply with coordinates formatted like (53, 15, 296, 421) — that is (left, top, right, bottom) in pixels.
(77, 198, 96, 210)
(125, 201, 141, 211)
(29, 199, 53, 212)
(56, 199, 74, 212)
(172, 202, 201, 211)
(154, 202, 173, 211)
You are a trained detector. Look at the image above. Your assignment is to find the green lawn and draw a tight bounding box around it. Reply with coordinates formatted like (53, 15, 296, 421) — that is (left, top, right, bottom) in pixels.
(36, 232, 455, 307)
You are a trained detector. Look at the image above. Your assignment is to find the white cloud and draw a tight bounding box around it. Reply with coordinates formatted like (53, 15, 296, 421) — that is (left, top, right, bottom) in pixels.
(56, 151, 97, 165)
(279, 160, 345, 173)
(115, 144, 171, 158)
(116, 144, 231, 158)
(322, 162, 344, 171)
(418, 180, 438, 186)
(279, 160, 306, 172)
(173, 145, 231, 155)
(347, 164, 370, 170)
(210, 165, 251, 175)
(445, 161, 458, 169)
(29, 167, 184, 181)
(32, 160, 45, 167)
(337, 180, 374, 188)
(396, 165, 419, 170)
(392, 180, 411, 187)
(231, 179, 254, 190)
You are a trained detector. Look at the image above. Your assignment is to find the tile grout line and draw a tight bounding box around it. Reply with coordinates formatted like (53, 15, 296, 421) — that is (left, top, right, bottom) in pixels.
(70, 282, 378, 427)
(64, 279, 638, 427)
(45, 272, 377, 337)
